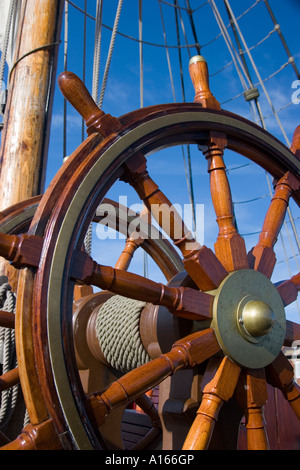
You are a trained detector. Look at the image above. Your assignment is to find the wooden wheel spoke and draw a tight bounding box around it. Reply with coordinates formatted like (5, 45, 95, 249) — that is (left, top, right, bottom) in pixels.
(72, 251, 213, 321)
(0, 367, 19, 392)
(0, 233, 42, 269)
(202, 132, 248, 272)
(248, 172, 300, 278)
(235, 369, 269, 450)
(276, 272, 300, 307)
(0, 419, 62, 450)
(266, 352, 300, 420)
(183, 244, 228, 291)
(86, 328, 220, 428)
(114, 206, 150, 271)
(285, 320, 300, 346)
(182, 357, 241, 450)
(0, 310, 15, 329)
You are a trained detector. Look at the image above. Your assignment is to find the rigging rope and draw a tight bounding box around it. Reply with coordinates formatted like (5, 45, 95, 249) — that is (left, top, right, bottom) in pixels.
(0, 0, 17, 118)
(63, 0, 68, 160)
(184, 0, 201, 55)
(223, 0, 300, 260)
(98, 0, 123, 109)
(263, 0, 300, 81)
(139, 0, 143, 109)
(0, 279, 18, 430)
(81, 0, 87, 142)
(92, 0, 103, 103)
(158, 0, 197, 237)
(174, 0, 196, 235)
(211, 0, 300, 316)
(138, 0, 149, 278)
(223, 0, 290, 145)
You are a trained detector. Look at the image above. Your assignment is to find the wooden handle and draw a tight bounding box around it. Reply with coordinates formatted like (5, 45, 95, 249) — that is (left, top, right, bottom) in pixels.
(58, 71, 104, 124)
(188, 56, 220, 110)
(58, 71, 121, 137)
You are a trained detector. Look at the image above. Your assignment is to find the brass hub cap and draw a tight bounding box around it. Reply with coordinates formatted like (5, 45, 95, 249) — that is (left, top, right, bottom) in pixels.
(212, 269, 286, 369)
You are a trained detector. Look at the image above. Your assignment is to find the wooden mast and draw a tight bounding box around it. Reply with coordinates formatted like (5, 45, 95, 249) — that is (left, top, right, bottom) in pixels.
(0, 0, 63, 289)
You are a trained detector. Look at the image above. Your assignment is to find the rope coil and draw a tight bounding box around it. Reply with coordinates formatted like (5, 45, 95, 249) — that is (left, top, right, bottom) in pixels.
(0, 278, 18, 430)
(95, 295, 151, 373)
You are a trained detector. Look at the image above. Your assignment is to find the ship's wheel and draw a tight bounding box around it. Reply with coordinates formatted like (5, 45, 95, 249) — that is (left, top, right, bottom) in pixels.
(0, 56, 299, 450)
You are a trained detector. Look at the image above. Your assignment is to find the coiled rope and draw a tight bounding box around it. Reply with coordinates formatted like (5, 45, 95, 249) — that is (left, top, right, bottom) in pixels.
(95, 295, 151, 373)
(0, 278, 18, 429)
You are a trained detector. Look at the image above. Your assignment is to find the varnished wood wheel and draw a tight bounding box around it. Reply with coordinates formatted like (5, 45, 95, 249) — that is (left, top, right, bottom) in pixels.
(0, 57, 299, 450)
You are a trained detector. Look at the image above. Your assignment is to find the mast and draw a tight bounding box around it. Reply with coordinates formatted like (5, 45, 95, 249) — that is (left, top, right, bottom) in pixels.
(0, 0, 64, 289)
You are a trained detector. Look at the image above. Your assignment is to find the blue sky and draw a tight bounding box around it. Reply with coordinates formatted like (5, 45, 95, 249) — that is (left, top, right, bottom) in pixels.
(37, 1, 300, 322)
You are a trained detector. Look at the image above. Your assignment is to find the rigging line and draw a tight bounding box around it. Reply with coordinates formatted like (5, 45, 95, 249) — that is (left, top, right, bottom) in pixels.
(98, 0, 123, 109)
(174, 0, 197, 235)
(216, 60, 290, 105)
(92, 0, 103, 102)
(252, 60, 290, 88)
(234, 0, 261, 21)
(67, 0, 95, 21)
(220, 1, 300, 277)
(223, 0, 300, 259)
(8, 42, 61, 84)
(184, 0, 201, 55)
(139, 0, 143, 109)
(208, 1, 253, 92)
(158, 0, 176, 101)
(283, 219, 300, 271)
(174, 0, 186, 100)
(81, 0, 87, 142)
(222, 0, 290, 147)
(82, 0, 92, 255)
(277, 253, 300, 265)
(0, 0, 17, 118)
(159, 0, 189, 11)
(209, 27, 276, 78)
(192, 1, 209, 13)
(227, 5, 265, 127)
(208, 0, 259, 125)
(233, 194, 269, 205)
(67, 0, 199, 50)
(223, 2, 251, 86)
(262, 100, 294, 121)
(263, 0, 300, 81)
(176, 3, 192, 60)
(223, 0, 261, 125)
(63, 0, 68, 160)
(195, 0, 261, 50)
(226, 162, 252, 172)
(139, 0, 148, 277)
(67, 0, 244, 52)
